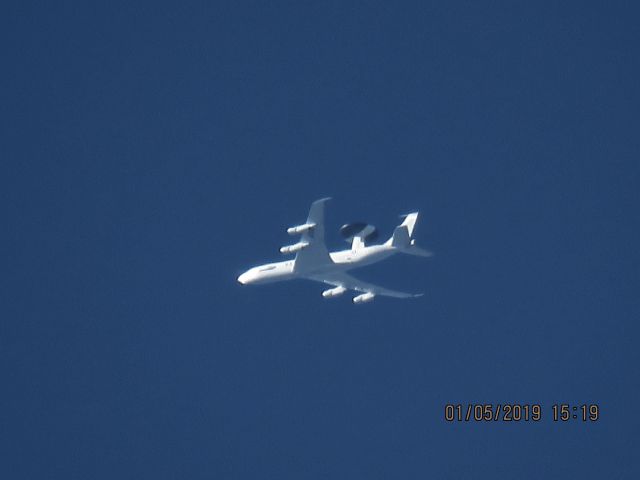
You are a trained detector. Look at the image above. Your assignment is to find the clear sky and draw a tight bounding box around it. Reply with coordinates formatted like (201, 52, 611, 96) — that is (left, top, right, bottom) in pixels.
(3, 1, 639, 478)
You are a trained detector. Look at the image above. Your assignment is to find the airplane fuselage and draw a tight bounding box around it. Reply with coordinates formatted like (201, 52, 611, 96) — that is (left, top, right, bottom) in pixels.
(237, 244, 397, 285)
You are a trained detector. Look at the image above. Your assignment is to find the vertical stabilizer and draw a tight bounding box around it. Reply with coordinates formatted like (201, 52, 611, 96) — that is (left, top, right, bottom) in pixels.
(385, 212, 418, 247)
(400, 212, 419, 237)
(384, 212, 432, 256)
(386, 225, 411, 248)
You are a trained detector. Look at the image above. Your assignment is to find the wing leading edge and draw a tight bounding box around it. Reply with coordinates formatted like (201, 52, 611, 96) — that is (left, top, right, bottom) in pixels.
(293, 197, 334, 273)
(310, 271, 423, 299)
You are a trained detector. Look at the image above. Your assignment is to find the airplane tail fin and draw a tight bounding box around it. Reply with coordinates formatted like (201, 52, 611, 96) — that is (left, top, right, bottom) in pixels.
(400, 212, 419, 237)
(385, 212, 418, 248)
(384, 212, 433, 257)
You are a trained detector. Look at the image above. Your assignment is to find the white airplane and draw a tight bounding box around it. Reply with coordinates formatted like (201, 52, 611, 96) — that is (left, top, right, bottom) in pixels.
(237, 198, 432, 303)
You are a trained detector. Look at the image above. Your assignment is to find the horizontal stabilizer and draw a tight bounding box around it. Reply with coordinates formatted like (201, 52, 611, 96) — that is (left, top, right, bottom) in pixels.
(402, 244, 433, 257)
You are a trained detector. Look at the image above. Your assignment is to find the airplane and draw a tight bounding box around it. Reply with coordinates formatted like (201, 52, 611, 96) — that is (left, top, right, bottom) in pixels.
(237, 198, 432, 303)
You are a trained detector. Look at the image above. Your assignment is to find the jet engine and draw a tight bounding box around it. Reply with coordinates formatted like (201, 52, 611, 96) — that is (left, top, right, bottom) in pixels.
(340, 222, 379, 244)
(352, 292, 375, 304)
(279, 241, 309, 254)
(287, 223, 316, 235)
(322, 286, 347, 298)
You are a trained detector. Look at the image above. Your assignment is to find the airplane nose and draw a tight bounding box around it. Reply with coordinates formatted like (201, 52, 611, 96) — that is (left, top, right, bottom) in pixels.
(237, 273, 248, 285)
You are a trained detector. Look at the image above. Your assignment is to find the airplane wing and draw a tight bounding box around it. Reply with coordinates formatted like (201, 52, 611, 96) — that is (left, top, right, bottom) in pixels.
(293, 197, 334, 273)
(310, 271, 423, 298)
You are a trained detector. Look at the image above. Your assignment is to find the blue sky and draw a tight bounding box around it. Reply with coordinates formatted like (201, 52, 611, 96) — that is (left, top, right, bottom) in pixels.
(2, 1, 639, 478)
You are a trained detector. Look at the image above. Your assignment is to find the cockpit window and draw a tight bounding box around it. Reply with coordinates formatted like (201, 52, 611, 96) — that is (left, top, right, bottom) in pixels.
(259, 265, 276, 271)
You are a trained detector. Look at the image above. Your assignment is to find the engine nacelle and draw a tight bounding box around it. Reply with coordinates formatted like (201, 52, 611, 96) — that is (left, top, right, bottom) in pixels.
(352, 292, 375, 304)
(322, 286, 347, 298)
(287, 223, 316, 235)
(279, 241, 309, 254)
